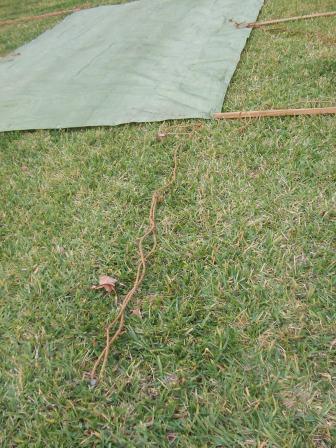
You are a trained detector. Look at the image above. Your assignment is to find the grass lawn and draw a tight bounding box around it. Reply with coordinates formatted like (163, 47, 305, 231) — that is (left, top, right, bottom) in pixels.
(1, 0, 336, 446)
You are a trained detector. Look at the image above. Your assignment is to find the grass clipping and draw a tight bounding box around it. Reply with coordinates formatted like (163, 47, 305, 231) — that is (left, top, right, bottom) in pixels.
(90, 143, 179, 381)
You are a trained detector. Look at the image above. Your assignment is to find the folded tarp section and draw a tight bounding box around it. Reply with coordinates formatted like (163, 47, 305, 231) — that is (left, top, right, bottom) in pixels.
(0, 0, 264, 132)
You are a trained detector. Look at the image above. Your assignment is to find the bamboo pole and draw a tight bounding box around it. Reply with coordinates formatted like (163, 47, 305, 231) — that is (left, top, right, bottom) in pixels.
(214, 107, 336, 120)
(239, 11, 336, 29)
(1, 7, 335, 28)
(0, 6, 91, 26)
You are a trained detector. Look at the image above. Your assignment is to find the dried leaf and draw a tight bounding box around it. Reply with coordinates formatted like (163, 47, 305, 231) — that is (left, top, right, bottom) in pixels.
(321, 372, 332, 382)
(55, 245, 65, 255)
(146, 387, 159, 398)
(131, 308, 142, 318)
(173, 409, 188, 419)
(163, 373, 178, 386)
(167, 433, 177, 443)
(92, 275, 118, 293)
(156, 131, 168, 141)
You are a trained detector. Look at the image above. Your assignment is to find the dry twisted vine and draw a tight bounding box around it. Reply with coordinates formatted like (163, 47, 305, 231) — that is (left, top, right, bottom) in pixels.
(90, 144, 179, 380)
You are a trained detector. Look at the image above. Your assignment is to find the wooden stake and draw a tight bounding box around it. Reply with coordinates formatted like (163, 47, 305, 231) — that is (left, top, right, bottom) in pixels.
(214, 107, 336, 120)
(239, 11, 336, 29)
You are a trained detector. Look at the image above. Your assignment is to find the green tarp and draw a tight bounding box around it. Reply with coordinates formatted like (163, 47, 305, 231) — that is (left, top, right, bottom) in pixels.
(0, 0, 264, 132)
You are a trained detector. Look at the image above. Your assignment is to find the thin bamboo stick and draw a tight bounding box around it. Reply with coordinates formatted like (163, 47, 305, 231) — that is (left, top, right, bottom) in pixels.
(0, 6, 91, 26)
(239, 11, 336, 29)
(214, 107, 336, 120)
